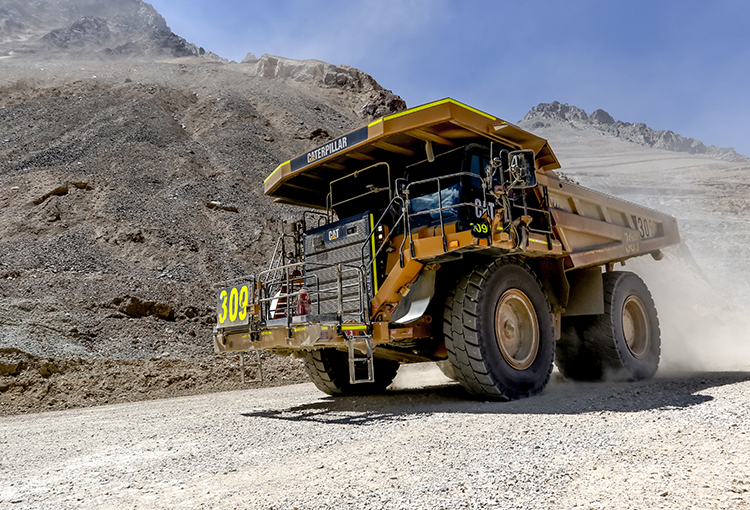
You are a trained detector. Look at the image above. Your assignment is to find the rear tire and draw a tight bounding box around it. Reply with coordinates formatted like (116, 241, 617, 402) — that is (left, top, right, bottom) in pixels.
(584, 271, 660, 380)
(555, 316, 604, 381)
(303, 349, 399, 396)
(444, 259, 555, 400)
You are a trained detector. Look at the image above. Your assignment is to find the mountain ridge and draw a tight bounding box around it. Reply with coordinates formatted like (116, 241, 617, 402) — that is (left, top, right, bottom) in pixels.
(520, 101, 749, 163)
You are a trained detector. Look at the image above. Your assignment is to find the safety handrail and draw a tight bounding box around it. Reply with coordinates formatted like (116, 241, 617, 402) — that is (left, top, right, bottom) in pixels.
(358, 196, 407, 304)
(258, 260, 368, 326)
(357, 172, 493, 317)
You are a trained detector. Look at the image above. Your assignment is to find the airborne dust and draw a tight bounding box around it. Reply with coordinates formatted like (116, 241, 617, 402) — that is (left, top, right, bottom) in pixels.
(628, 250, 750, 373)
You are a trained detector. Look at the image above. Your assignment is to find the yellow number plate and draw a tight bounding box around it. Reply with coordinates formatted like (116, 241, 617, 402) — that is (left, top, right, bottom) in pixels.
(216, 284, 251, 328)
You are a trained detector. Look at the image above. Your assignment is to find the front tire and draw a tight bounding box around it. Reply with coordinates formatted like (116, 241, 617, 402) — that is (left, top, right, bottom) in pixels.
(444, 259, 555, 400)
(303, 349, 400, 396)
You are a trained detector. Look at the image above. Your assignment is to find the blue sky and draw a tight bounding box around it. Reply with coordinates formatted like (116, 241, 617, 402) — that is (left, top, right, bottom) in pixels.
(148, 0, 750, 157)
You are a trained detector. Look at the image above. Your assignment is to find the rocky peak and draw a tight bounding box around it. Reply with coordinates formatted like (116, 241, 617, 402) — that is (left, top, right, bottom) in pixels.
(0, 0, 220, 61)
(522, 102, 749, 162)
(41, 16, 112, 49)
(589, 108, 615, 125)
(530, 101, 589, 123)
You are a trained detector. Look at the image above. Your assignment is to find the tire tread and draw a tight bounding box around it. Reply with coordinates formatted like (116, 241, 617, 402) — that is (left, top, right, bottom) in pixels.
(582, 271, 660, 380)
(303, 349, 399, 396)
(443, 258, 554, 400)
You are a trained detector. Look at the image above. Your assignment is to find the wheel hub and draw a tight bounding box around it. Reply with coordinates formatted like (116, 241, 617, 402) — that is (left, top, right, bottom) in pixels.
(495, 289, 539, 370)
(622, 295, 650, 358)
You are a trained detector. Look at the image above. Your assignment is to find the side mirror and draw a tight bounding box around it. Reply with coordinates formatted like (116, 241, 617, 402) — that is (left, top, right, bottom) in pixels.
(507, 149, 537, 189)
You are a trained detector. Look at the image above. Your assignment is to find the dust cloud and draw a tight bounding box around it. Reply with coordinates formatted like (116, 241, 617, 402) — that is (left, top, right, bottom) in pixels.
(628, 247, 750, 373)
(522, 119, 750, 375)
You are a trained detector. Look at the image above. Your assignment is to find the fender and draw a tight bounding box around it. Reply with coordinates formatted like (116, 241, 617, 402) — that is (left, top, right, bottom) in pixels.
(390, 267, 438, 324)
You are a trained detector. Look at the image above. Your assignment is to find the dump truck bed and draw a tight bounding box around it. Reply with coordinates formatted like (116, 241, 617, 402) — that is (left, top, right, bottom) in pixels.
(539, 172, 679, 268)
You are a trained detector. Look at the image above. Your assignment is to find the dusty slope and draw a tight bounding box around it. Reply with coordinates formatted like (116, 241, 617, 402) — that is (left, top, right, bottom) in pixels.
(518, 115, 750, 302)
(0, 57, 402, 359)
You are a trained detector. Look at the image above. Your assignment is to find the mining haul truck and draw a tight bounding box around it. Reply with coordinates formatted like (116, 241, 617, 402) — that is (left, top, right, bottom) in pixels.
(213, 98, 680, 400)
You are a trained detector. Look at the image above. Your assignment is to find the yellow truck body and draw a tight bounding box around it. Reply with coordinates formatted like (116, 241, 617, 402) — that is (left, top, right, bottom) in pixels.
(213, 99, 680, 399)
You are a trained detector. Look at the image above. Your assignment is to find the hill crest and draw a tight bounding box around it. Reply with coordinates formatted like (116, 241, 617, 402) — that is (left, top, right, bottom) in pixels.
(520, 101, 749, 162)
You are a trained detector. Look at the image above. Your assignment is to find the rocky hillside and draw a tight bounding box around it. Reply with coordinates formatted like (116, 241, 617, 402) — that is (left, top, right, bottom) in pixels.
(0, 0, 220, 60)
(0, 49, 405, 361)
(522, 101, 749, 162)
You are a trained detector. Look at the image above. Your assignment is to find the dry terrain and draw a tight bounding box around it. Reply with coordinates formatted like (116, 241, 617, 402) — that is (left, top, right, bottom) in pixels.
(0, 347, 307, 416)
(2, 58, 750, 418)
(1, 366, 749, 509)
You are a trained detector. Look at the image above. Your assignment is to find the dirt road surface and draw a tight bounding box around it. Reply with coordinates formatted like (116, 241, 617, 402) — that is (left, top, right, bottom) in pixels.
(2, 365, 749, 509)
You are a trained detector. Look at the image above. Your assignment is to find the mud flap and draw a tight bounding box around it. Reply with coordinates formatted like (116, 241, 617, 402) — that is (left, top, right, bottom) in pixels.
(390, 268, 437, 324)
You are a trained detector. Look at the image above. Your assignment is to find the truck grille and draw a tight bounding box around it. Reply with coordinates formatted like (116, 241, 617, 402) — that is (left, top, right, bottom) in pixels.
(303, 213, 374, 320)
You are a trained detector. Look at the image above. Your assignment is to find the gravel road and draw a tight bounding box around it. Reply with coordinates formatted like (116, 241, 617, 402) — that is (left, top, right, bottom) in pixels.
(1, 365, 749, 510)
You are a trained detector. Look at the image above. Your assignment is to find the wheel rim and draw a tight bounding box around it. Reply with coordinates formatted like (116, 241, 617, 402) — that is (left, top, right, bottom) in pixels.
(622, 295, 650, 358)
(494, 289, 539, 370)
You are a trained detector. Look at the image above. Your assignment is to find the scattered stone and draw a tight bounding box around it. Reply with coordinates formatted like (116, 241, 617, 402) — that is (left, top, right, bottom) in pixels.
(205, 201, 238, 213)
(113, 296, 175, 321)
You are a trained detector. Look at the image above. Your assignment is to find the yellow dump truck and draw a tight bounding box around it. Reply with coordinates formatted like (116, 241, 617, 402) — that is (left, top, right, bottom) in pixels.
(213, 98, 680, 400)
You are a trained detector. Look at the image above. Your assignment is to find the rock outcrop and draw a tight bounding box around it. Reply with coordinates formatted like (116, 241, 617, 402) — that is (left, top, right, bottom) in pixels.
(243, 54, 406, 120)
(521, 101, 749, 162)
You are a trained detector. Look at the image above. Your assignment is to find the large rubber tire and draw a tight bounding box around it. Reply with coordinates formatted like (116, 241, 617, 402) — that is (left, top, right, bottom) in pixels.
(303, 349, 400, 396)
(555, 316, 605, 381)
(582, 271, 661, 381)
(444, 259, 555, 400)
